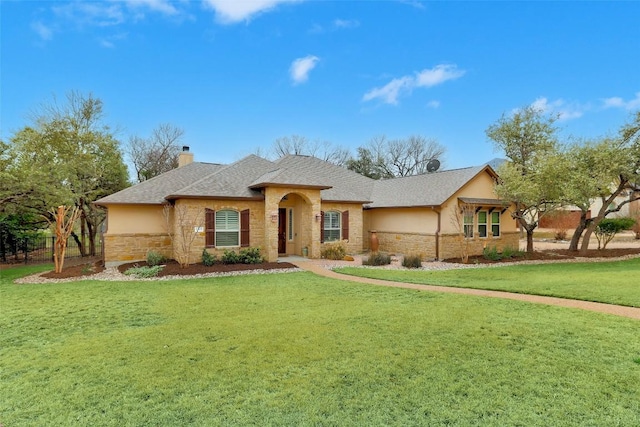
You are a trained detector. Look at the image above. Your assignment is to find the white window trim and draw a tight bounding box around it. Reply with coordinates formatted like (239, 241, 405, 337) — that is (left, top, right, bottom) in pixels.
(288, 208, 294, 241)
(324, 211, 341, 242)
(215, 209, 240, 248)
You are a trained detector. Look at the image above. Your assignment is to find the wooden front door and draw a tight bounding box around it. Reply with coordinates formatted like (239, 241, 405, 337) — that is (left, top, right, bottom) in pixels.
(278, 208, 287, 254)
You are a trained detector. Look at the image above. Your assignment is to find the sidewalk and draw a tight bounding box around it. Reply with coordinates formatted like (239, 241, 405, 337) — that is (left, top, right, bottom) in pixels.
(291, 259, 640, 321)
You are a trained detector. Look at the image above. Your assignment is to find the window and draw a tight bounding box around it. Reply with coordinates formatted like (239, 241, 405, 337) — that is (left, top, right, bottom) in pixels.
(215, 210, 239, 247)
(477, 211, 488, 238)
(288, 208, 294, 241)
(491, 211, 500, 237)
(463, 211, 474, 238)
(323, 211, 341, 242)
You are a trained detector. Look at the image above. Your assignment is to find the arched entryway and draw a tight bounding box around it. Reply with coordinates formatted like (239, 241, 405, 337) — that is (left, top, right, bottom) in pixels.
(277, 192, 313, 256)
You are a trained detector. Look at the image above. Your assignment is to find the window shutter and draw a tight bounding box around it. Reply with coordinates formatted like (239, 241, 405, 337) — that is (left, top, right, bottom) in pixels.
(341, 210, 349, 241)
(240, 209, 250, 247)
(320, 211, 325, 243)
(205, 209, 215, 247)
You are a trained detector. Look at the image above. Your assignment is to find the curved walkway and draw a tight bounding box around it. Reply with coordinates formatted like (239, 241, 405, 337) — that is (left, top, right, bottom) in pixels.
(292, 261, 640, 321)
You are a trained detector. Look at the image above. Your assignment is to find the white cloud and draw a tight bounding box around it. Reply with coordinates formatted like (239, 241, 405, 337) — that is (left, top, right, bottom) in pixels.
(426, 100, 440, 109)
(52, 2, 125, 27)
(363, 64, 465, 105)
(530, 97, 586, 121)
(31, 21, 53, 40)
(415, 64, 465, 87)
(124, 0, 180, 16)
(290, 55, 320, 85)
(602, 92, 640, 110)
(202, 0, 301, 24)
(333, 19, 359, 29)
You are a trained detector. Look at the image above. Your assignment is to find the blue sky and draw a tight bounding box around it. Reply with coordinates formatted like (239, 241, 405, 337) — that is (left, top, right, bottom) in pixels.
(2, 0, 639, 170)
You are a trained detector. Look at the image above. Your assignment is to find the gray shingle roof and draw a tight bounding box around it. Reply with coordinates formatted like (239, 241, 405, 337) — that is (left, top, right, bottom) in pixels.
(95, 162, 225, 205)
(366, 166, 492, 208)
(95, 154, 495, 208)
(273, 155, 375, 202)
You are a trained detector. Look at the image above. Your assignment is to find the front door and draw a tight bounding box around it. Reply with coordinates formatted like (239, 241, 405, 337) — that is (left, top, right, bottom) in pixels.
(278, 208, 287, 254)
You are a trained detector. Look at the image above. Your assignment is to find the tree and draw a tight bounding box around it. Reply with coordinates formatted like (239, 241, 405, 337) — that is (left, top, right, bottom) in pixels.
(8, 91, 129, 256)
(269, 134, 351, 166)
(347, 135, 446, 178)
(594, 218, 635, 250)
(128, 123, 184, 182)
(486, 106, 563, 252)
(50, 205, 82, 273)
(163, 204, 203, 268)
(574, 111, 640, 253)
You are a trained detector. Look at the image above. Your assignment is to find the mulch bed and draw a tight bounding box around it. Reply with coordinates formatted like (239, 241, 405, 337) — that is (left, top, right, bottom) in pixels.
(29, 248, 640, 279)
(116, 260, 298, 277)
(443, 248, 640, 264)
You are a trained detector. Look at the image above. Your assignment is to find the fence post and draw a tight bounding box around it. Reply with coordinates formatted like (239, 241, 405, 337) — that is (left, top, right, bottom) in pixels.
(51, 236, 56, 263)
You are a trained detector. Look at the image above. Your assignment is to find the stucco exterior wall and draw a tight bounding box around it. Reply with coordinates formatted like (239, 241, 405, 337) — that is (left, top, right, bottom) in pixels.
(103, 204, 171, 264)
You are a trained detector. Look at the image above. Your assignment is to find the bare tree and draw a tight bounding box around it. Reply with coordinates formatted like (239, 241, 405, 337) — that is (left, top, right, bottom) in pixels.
(163, 204, 203, 268)
(269, 134, 351, 166)
(347, 135, 446, 178)
(450, 202, 476, 264)
(128, 123, 184, 182)
(49, 205, 82, 273)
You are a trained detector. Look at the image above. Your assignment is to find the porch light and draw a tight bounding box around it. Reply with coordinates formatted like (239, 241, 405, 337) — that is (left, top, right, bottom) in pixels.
(315, 213, 322, 221)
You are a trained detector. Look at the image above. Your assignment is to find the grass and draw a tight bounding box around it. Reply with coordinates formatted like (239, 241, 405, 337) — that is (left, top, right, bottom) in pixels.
(335, 257, 640, 307)
(1, 267, 639, 425)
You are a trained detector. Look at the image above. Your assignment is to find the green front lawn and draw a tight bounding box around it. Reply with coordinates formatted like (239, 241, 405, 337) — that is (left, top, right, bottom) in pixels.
(336, 257, 640, 307)
(1, 268, 639, 426)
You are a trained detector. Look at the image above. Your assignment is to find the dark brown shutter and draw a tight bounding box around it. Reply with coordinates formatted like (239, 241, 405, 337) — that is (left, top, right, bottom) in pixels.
(240, 209, 250, 247)
(320, 211, 325, 243)
(205, 209, 215, 247)
(342, 210, 349, 241)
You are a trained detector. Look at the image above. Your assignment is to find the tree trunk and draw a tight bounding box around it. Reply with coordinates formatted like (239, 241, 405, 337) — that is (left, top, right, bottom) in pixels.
(579, 222, 597, 254)
(80, 212, 87, 257)
(70, 231, 84, 255)
(568, 210, 590, 251)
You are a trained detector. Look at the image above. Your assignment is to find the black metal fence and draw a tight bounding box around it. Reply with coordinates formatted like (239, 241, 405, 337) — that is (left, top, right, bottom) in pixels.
(0, 235, 103, 264)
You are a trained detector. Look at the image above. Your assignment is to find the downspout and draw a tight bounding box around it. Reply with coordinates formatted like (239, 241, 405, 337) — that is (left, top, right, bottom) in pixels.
(432, 207, 441, 260)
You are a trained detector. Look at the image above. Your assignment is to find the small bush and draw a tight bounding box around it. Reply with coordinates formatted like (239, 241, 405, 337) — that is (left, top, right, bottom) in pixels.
(363, 252, 391, 266)
(402, 254, 423, 269)
(595, 217, 636, 249)
(239, 247, 264, 264)
(124, 265, 164, 278)
(321, 240, 347, 260)
(202, 249, 217, 266)
(221, 250, 240, 264)
(501, 246, 524, 259)
(146, 251, 166, 267)
(482, 246, 502, 261)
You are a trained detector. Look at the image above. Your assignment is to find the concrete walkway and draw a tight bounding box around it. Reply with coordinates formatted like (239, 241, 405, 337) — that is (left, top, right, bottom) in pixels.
(292, 260, 640, 321)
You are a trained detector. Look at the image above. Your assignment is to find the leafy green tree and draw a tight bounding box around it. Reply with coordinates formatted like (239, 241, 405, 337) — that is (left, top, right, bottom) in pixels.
(7, 92, 129, 256)
(486, 106, 563, 252)
(575, 111, 640, 253)
(594, 217, 635, 250)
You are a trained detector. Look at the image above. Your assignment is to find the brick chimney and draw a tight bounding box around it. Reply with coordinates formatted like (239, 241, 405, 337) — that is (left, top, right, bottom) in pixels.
(178, 145, 194, 167)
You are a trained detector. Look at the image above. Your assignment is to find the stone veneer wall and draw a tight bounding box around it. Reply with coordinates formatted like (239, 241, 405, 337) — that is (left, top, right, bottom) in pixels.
(104, 233, 172, 265)
(176, 199, 266, 264)
(373, 231, 438, 259)
(438, 231, 520, 260)
(369, 230, 520, 260)
(319, 202, 364, 255)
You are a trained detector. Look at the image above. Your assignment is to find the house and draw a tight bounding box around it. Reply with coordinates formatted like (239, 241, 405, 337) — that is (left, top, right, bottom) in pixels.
(95, 149, 519, 265)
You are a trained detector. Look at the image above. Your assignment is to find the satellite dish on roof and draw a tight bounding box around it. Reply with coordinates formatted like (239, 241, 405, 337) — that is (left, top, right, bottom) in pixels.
(426, 159, 440, 173)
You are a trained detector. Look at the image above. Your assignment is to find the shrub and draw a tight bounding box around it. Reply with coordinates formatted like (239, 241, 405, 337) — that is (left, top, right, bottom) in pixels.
(146, 251, 166, 267)
(501, 245, 524, 259)
(321, 240, 347, 260)
(402, 254, 423, 269)
(482, 246, 502, 261)
(124, 265, 164, 278)
(221, 250, 240, 264)
(239, 247, 264, 264)
(202, 249, 217, 266)
(595, 217, 636, 249)
(363, 252, 391, 266)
